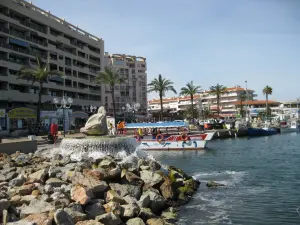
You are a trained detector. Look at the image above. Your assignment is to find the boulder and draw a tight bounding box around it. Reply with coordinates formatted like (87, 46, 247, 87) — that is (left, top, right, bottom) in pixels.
(206, 181, 225, 188)
(98, 159, 116, 169)
(51, 192, 67, 201)
(10, 195, 22, 206)
(109, 183, 141, 199)
(71, 185, 94, 205)
(48, 166, 62, 178)
(29, 169, 48, 182)
(161, 208, 177, 223)
(160, 177, 176, 200)
(137, 194, 150, 208)
(138, 208, 157, 221)
(124, 195, 138, 205)
(95, 212, 122, 225)
(142, 191, 166, 214)
(54, 209, 74, 225)
(20, 195, 37, 204)
(21, 213, 53, 225)
(85, 202, 105, 219)
(67, 172, 108, 196)
(46, 178, 68, 187)
(76, 220, 104, 225)
(9, 175, 26, 187)
(121, 203, 140, 218)
(126, 217, 145, 225)
(19, 184, 35, 196)
(106, 190, 126, 204)
(122, 170, 143, 185)
(64, 207, 87, 223)
(146, 218, 166, 225)
(0, 199, 10, 216)
(140, 166, 150, 171)
(103, 201, 122, 216)
(19, 199, 55, 218)
(140, 171, 163, 188)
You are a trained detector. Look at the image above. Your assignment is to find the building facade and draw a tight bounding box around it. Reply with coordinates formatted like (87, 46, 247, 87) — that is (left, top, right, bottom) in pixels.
(104, 52, 147, 119)
(0, 0, 104, 134)
(148, 86, 257, 120)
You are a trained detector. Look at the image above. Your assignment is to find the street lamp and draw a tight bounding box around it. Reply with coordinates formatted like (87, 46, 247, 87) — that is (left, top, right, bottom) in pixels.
(122, 106, 126, 121)
(53, 96, 73, 137)
(126, 102, 140, 122)
(82, 105, 97, 113)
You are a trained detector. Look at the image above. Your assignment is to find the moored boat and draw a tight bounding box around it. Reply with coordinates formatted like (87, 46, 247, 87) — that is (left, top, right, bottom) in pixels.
(247, 127, 278, 136)
(125, 121, 215, 150)
(280, 120, 300, 133)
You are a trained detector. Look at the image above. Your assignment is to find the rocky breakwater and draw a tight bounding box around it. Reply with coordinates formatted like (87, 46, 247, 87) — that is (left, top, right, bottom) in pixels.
(0, 151, 200, 225)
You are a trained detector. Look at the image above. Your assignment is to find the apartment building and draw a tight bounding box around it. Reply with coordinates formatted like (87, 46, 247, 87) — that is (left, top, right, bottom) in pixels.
(0, 0, 104, 134)
(148, 86, 256, 119)
(104, 52, 147, 118)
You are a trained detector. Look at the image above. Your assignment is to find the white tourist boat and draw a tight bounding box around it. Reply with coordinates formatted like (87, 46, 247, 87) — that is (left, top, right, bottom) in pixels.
(125, 122, 215, 150)
(280, 120, 300, 133)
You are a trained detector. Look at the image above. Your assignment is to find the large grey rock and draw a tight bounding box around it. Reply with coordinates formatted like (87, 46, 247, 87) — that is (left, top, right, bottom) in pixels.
(9, 175, 26, 187)
(19, 199, 55, 218)
(121, 204, 140, 218)
(85, 202, 105, 219)
(109, 183, 141, 199)
(80, 106, 108, 135)
(142, 191, 166, 214)
(0, 199, 10, 216)
(28, 169, 48, 182)
(138, 194, 150, 208)
(54, 209, 75, 225)
(46, 178, 68, 187)
(64, 207, 87, 223)
(67, 172, 108, 196)
(126, 217, 145, 225)
(96, 212, 122, 225)
(49, 166, 62, 178)
(140, 171, 163, 187)
(138, 208, 157, 221)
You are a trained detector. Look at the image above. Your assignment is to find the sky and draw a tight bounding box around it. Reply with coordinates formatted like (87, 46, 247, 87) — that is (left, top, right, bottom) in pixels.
(31, 0, 300, 101)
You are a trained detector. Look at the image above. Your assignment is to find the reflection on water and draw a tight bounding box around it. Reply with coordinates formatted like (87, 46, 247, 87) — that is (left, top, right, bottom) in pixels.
(150, 133, 300, 224)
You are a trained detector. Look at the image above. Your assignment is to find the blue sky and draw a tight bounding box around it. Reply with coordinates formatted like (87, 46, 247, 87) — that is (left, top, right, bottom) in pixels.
(32, 0, 300, 101)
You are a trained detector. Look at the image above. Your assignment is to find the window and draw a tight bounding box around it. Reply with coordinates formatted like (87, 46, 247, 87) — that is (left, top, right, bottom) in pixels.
(0, 116, 7, 130)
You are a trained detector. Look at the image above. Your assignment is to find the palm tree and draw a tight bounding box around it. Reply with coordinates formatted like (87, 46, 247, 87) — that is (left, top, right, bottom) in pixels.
(263, 85, 273, 117)
(238, 91, 247, 117)
(148, 74, 177, 121)
(18, 56, 63, 128)
(95, 67, 126, 120)
(209, 83, 227, 115)
(180, 81, 202, 122)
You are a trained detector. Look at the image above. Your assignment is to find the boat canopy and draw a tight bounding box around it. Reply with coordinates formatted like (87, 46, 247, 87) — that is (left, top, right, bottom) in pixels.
(125, 121, 188, 129)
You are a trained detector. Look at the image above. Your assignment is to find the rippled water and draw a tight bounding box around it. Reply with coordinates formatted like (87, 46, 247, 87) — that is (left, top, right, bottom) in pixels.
(150, 133, 300, 224)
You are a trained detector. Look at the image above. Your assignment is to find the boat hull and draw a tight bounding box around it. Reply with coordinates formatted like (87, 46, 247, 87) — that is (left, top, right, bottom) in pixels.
(136, 133, 214, 151)
(247, 128, 277, 136)
(138, 139, 206, 151)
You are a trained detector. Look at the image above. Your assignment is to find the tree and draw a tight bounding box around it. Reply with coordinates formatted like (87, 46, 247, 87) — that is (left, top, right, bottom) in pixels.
(263, 85, 273, 117)
(183, 105, 200, 119)
(18, 56, 63, 128)
(238, 91, 247, 117)
(180, 81, 201, 122)
(95, 67, 126, 120)
(209, 83, 227, 115)
(148, 74, 177, 121)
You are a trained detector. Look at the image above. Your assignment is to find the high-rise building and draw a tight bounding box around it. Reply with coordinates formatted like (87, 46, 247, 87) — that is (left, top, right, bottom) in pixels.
(104, 52, 147, 119)
(0, 0, 104, 134)
(0, 0, 104, 109)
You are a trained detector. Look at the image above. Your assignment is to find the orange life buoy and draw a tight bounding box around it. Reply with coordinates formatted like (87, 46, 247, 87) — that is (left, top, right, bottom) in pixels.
(156, 134, 164, 143)
(181, 134, 189, 141)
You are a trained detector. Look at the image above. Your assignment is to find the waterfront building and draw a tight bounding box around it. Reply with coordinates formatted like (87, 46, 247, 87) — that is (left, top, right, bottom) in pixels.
(148, 86, 257, 120)
(104, 52, 147, 120)
(0, 0, 104, 135)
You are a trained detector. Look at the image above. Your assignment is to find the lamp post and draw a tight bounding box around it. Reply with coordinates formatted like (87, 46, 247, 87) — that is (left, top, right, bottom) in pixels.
(122, 106, 126, 121)
(126, 102, 140, 122)
(53, 96, 73, 137)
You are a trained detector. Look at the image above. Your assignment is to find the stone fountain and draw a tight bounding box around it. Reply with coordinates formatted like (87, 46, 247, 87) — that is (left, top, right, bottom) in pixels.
(58, 106, 137, 160)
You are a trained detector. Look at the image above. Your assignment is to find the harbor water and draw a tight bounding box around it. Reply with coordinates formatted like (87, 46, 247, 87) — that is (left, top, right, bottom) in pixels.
(150, 133, 300, 224)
